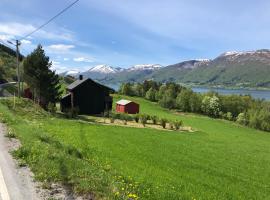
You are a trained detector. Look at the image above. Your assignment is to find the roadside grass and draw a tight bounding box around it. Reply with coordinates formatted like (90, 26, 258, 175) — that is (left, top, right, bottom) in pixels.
(0, 97, 270, 199)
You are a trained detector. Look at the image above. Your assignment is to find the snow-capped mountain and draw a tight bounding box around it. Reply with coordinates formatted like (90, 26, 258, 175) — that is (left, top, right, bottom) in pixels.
(127, 64, 162, 71)
(88, 65, 120, 74)
(216, 49, 270, 62)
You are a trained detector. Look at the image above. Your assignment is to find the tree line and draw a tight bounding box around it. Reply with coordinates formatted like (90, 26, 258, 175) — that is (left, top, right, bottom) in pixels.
(119, 81, 270, 132)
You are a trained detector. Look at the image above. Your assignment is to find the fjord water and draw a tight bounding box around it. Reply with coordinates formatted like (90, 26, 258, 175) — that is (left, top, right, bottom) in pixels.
(192, 87, 270, 100)
(107, 83, 270, 100)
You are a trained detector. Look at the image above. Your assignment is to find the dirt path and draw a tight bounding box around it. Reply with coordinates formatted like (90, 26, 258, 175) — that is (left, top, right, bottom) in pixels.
(0, 123, 89, 200)
(0, 123, 42, 200)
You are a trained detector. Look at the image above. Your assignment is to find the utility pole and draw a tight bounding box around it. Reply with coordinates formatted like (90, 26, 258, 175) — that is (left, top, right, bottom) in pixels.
(15, 40, 21, 97)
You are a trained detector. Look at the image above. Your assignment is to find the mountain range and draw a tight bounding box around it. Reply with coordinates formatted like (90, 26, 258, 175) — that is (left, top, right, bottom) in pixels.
(0, 43, 269, 89)
(61, 49, 270, 88)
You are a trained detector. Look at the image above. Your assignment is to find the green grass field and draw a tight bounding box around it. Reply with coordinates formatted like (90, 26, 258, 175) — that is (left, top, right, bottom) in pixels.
(0, 96, 270, 199)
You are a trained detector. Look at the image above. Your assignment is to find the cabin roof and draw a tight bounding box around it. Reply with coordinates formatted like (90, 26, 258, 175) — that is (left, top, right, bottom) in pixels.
(116, 99, 133, 105)
(62, 93, 71, 99)
(67, 78, 114, 92)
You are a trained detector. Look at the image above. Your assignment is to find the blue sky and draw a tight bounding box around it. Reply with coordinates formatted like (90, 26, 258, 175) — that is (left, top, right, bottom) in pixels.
(1, 0, 270, 72)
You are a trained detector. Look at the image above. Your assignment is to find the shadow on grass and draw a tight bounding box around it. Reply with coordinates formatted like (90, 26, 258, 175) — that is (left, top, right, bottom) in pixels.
(37, 134, 83, 159)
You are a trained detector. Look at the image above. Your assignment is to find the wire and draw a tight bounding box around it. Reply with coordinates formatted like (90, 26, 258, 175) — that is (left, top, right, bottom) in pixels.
(0, 39, 16, 51)
(20, 0, 79, 40)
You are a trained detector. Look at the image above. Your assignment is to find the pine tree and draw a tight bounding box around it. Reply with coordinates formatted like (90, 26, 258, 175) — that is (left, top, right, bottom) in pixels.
(23, 45, 61, 108)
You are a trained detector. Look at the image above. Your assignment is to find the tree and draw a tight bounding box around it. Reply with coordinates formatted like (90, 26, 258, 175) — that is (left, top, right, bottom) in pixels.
(133, 83, 144, 97)
(176, 89, 192, 112)
(119, 83, 134, 96)
(145, 87, 157, 102)
(23, 45, 61, 108)
(156, 84, 166, 100)
(201, 95, 221, 117)
(189, 93, 202, 113)
(158, 87, 176, 109)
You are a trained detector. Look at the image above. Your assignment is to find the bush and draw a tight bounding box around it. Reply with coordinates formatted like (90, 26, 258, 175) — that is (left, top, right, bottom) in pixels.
(150, 115, 158, 124)
(226, 112, 233, 121)
(140, 114, 148, 127)
(121, 114, 131, 125)
(169, 122, 174, 130)
(47, 102, 57, 114)
(134, 114, 140, 123)
(174, 120, 182, 130)
(160, 118, 168, 129)
(110, 117, 115, 123)
(236, 113, 248, 125)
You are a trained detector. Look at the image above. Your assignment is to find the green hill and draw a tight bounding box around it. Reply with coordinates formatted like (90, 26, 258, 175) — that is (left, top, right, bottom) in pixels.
(1, 96, 270, 199)
(150, 50, 270, 88)
(0, 43, 23, 83)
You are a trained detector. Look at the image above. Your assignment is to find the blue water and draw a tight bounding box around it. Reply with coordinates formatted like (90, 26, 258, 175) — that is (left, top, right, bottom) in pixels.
(106, 83, 270, 101)
(192, 87, 270, 100)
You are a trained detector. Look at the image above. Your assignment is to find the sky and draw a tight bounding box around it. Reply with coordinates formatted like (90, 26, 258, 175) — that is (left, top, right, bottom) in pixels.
(0, 0, 270, 72)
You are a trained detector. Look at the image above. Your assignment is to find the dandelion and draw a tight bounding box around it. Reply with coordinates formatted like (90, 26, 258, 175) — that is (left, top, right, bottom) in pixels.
(128, 193, 138, 199)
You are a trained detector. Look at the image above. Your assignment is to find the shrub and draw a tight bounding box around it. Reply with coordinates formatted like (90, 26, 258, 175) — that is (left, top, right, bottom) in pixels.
(174, 120, 183, 130)
(226, 112, 233, 121)
(110, 117, 115, 123)
(236, 113, 248, 125)
(160, 118, 168, 129)
(169, 122, 174, 130)
(150, 115, 158, 124)
(121, 114, 130, 125)
(140, 114, 148, 127)
(134, 114, 140, 123)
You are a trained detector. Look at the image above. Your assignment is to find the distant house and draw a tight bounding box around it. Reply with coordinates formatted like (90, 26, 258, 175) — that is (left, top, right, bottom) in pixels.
(24, 88, 33, 99)
(60, 75, 114, 115)
(116, 99, 139, 114)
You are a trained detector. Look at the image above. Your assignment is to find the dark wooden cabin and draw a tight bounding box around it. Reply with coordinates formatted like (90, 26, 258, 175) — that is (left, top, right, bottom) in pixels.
(60, 75, 114, 115)
(116, 99, 139, 114)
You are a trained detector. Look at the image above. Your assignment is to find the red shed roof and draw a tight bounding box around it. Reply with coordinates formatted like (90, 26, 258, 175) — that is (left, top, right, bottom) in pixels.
(116, 99, 133, 105)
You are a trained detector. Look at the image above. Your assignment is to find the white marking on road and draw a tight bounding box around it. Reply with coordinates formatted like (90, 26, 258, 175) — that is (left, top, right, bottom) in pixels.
(0, 166, 10, 200)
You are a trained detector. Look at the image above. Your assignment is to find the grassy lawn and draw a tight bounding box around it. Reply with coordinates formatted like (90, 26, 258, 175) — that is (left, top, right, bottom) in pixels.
(0, 96, 270, 199)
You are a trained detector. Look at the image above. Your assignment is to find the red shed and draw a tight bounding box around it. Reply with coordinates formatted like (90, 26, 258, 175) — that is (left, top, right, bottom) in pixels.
(116, 99, 139, 114)
(24, 88, 33, 99)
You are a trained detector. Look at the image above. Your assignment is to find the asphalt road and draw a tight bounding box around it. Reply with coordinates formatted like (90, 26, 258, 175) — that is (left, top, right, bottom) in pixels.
(0, 123, 41, 200)
(0, 82, 16, 97)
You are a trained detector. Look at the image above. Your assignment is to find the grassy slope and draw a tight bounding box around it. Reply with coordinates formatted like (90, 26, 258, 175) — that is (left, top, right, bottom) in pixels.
(0, 96, 270, 199)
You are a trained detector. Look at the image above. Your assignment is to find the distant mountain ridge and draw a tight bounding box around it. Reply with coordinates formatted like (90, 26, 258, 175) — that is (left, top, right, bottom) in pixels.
(61, 49, 270, 89)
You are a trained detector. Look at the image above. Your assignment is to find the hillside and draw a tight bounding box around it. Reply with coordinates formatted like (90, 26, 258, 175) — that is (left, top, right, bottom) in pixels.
(0, 43, 19, 83)
(153, 50, 270, 88)
(62, 49, 270, 89)
(1, 96, 270, 199)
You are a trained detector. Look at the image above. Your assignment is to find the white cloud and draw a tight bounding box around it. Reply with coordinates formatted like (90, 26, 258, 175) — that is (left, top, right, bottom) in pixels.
(0, 34, 15, 41)
(0, 22, 75, 42)
(47, 44, 75, 52)
(63, 58, 70, 61)
(73, 57, 94, 63)
(21, 39, 31, 44)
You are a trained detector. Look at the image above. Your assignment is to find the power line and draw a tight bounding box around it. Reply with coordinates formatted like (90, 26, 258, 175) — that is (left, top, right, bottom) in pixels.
(20, 0, 79, 40)
(0, 39, 16, 51)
